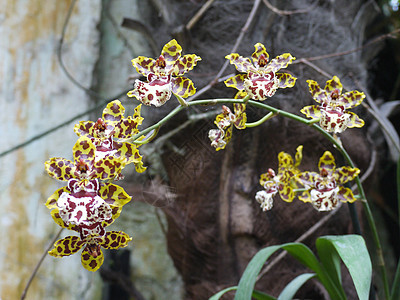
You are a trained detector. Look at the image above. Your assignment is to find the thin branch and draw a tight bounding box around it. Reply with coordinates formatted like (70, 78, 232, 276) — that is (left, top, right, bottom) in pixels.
(262, 0, 317, 16)
(186, 0, 216, 31)
(294, 28, 400, 63)
(21, 228, 63, 300)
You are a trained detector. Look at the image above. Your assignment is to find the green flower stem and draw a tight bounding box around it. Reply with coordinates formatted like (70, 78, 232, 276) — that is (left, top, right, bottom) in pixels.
(245, 112, 277, 128)
(133, 127, 160, 145)
(129, 97, 389, 298)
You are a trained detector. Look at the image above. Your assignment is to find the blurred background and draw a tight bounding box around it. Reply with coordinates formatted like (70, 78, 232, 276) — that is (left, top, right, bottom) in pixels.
(1, 0, 400, 299)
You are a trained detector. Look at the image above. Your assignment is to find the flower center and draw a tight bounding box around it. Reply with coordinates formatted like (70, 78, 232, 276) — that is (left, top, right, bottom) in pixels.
(258, 54, 268, 68)
(94, 118, 107, 132)
(76, 159, 89, 174)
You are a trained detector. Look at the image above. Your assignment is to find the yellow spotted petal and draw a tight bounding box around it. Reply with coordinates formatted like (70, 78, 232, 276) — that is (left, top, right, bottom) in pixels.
(294, 145, 303, 168)
(306, 79, 328, 104)
(324, 76, 342, 94)
(318, 151, 336, 174)
(334, 166, 360, 185)
(224, 74, 246, 90)
(131, 56, 155, 76)
(278, 152, 294, 168)
(74, 121, 95, 137)
(346, 111, 364, 128)
(276, 73, 297, 89)
(45, 158, 75, 181)
(173, 54, 202, 76)
(337, 186, 357, 203)
(93, 155, 125, 180)
(81, 247, 104, 272)
(266, 53, 295, 73)
(225, 53, 255, 73)
(161, 39, 182, 71)
(279, 184, 295, 202)
(251, 43, 269, 65)
(48, 236, 85, 257)
(100, 231, 132, 249)
(102, 100, 125, 124)
(233, 103, 247, 130)
(172, 77, 196, 98)
(98, 183, 131, 207)
(340, 90, 365, 109)
(215, 125, 233, 151)
(46, 187, 69, 209)
(115, 117, 141, 139)
(300, 105, 321, 120)
(73, 136, 96, 166)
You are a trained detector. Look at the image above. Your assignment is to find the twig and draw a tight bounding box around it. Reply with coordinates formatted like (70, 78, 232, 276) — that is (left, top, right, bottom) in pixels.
(294, 28, 400, 63)
(21, 228, 63, 300)
(186, 0, 216, 31)
(262, 0, 317, 16)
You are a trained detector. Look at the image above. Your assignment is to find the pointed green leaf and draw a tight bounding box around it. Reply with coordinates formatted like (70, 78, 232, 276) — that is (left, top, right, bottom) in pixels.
(317, 235, 372, 300)
(277, 273, 316, 300)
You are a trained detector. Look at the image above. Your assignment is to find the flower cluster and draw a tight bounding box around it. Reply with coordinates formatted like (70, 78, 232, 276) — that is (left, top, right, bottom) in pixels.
(45, 100, 145, 271)
(44, 40, 368, 272)
(128, 39, 201, 107)
(255, 147, 360, 212)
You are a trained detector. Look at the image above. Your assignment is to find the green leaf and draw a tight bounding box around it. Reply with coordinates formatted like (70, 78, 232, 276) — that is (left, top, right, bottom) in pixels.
(392, 157, 400, 299)
(234, 245, 282, 300)
(277, 273, 316, 300)
(316, 237, 344, 293)
(252, 290, 277, 300)
(209, 286, 237, 300)
(317, 235, 372, 300)
(391, 258, 400, 300)
(208, 286, 276, 300)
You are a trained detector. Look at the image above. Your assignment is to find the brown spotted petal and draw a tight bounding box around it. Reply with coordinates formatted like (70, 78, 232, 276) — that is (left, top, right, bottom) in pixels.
(48, 236, 86, 257)
(160, 39, 182, 73)
(131, 56, 156, 76)
(171, 77, 196, 98)
(45, 158, 76, 181)
(225, 53, 256, 73)
(173, 54, 201, 76)
(100, 231, 132, 250)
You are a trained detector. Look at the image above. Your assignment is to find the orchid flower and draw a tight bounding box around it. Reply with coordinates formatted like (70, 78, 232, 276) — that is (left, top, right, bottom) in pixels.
(209, 103, 247, 151)
(255, 146, 303, 211)
(74, 100, 146, 172)
(128, 39, 201, 106)
(295, 151, 360, 211)
(301, 76, 365, 133)
(225, 43, 296, 100)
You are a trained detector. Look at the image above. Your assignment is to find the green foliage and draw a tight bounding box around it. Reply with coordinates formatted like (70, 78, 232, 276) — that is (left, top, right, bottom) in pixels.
(209, 235, 372, 300)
